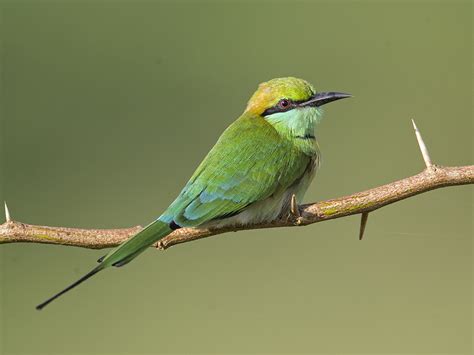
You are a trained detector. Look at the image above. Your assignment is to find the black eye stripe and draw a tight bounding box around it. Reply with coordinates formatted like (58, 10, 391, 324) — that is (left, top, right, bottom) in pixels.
(262, 97, 309, 117)
(262, 99, 292, 116)
(262, 106, 287, 116)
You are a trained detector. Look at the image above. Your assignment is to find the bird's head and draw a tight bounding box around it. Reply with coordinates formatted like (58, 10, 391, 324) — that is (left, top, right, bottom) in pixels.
(246, 77, 351, 117)
(245, 77, 350, 140)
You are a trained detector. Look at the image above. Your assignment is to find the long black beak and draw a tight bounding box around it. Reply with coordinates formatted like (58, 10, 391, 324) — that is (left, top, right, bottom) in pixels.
(299, 92, 352, 108)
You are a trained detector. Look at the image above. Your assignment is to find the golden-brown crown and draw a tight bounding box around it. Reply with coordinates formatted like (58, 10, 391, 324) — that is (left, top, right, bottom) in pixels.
(246, 77, 315, 115)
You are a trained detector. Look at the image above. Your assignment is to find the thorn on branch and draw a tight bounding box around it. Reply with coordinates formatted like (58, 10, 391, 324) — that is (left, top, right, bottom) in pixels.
(359, 212, 369, 240)
(411, 119, 433, 169)
(4, 202, 11, 222)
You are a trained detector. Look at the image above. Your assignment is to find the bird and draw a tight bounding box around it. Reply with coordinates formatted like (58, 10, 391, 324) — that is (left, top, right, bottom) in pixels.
(36, 77, 350, 310)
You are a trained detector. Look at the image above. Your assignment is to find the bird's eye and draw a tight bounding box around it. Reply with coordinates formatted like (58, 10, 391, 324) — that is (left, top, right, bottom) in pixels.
(278, 99, 291, 110)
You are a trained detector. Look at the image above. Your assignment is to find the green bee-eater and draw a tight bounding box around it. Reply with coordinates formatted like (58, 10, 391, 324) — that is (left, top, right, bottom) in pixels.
(36, 77, 350, 310)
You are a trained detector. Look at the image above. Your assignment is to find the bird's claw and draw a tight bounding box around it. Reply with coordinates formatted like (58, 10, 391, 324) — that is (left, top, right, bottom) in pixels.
(155, 240, 165, 250)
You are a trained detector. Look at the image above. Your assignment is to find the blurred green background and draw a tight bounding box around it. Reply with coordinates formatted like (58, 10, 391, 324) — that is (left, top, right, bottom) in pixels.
(0, 0, 472, 354)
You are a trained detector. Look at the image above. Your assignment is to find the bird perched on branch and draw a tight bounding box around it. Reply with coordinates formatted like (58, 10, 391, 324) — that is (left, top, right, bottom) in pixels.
(36, 77, 350, 310)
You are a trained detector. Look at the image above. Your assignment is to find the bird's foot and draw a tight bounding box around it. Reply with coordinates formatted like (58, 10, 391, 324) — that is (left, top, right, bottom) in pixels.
(289, 194, 303, 226)
(155, 240, 165, 250)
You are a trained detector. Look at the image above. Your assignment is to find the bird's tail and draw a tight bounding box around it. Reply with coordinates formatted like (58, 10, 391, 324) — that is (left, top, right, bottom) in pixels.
(36, 220, 172, 310)
(36, 265, 104, 310)
(100, 219, 172, 268)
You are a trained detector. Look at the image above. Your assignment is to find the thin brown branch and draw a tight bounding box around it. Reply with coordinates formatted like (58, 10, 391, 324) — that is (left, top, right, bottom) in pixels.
(1, 165, 472, 250)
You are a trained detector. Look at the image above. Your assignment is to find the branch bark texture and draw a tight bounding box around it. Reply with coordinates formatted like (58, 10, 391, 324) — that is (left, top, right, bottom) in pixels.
(1, 165, 472, 250)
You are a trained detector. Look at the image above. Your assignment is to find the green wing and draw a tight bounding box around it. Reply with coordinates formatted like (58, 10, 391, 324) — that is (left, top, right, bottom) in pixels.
(159, 113, 310, 227)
